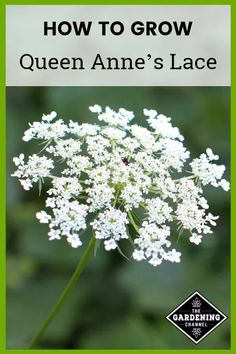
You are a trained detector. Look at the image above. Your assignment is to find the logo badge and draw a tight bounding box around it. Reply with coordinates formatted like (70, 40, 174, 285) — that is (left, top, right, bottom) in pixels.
(166, 291, 227, 344)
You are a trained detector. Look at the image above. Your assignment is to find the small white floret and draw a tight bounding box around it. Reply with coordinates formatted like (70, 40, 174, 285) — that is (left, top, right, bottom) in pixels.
(36, 211, 51, 223)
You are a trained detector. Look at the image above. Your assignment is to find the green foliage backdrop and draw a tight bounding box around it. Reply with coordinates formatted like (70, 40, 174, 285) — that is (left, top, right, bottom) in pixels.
(7, 87, 230, 349)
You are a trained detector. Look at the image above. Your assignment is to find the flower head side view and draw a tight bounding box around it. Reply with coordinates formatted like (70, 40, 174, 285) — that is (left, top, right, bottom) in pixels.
(12, 105, 230, 268)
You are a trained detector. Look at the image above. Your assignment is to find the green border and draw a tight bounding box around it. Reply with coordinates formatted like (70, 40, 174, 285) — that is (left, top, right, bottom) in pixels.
(1, 0, 233, 4)
(0, 0, 233, 353)
(0, 1, 6, 352)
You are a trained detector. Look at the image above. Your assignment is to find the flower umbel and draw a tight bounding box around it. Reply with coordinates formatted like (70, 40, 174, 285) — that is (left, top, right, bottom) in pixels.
(12, 106, 230, 267)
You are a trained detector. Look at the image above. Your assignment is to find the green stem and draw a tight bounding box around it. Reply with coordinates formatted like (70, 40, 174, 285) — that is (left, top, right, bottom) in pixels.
(78, 180, 87, 184)
(149, 187, 160, 193)
(128, 210, 140, 235)
(28, 235, 96, 349)
(113, 188, 120, 207)
(140, 202, 147, 210)
(174, 175, 196, 183)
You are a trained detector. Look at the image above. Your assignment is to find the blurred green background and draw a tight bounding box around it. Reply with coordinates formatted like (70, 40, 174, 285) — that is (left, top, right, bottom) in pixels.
(7, 87, 230, 349)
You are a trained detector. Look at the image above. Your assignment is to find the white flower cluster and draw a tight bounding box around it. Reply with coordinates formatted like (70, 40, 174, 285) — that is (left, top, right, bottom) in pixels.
(12, 153, 54, 190)
(12, 105, 230, 266)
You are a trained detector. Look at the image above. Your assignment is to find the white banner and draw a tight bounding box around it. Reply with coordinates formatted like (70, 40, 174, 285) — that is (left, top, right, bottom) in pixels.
(6, 5, 230, 86)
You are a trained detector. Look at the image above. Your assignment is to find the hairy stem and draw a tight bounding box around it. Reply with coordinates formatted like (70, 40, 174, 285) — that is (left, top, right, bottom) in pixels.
(28, 235, 96, 349)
